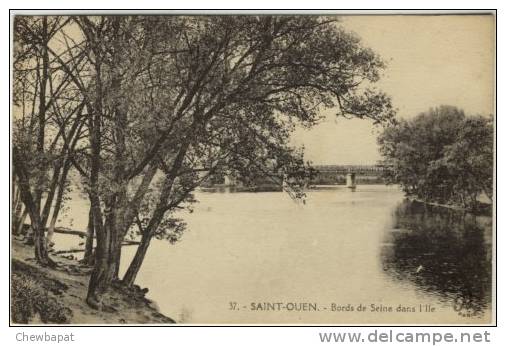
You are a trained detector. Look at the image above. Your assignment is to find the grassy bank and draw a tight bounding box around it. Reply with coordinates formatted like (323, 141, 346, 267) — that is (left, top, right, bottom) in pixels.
(11, 239, 175, 324)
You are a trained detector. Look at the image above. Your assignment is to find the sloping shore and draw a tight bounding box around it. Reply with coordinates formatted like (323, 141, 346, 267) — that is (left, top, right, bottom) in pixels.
(11, 239, 175, 324)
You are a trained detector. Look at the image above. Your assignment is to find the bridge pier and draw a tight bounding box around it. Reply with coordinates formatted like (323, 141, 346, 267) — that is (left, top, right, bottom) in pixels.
(346, 173, 356, 189)
(224, 174, 232, 186)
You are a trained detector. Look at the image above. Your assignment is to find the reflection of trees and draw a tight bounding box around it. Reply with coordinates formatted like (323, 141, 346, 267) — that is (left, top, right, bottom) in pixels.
(382, 200, 492, 314)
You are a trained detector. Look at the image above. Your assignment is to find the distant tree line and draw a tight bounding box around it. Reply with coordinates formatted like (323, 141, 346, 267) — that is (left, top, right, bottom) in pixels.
(378, 105, 493, 210)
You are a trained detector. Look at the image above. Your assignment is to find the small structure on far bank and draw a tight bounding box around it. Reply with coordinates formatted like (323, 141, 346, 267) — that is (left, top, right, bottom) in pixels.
(346, 172, 357, 189)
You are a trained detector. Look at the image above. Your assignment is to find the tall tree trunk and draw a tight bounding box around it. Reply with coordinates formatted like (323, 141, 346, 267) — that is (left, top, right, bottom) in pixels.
(12, 174, 18, 208)
(110, 29, 128, 282)
(111, 165, 158, 283)
(40, 160, 63, 243)
(121, 177, 174, 288)
(86, 18, 127, 299)
(85, 195, 111, 309)
(46, 157, 73, 245)
(111, 237, 122, 282)
(45, 212, 57, 246)
(31, 207, 54, 267)
(13, 201, 23, 230)
(86, 196, 124, 308)
(121, 139, 192, 288)
(82, 205, 95, 265)
(108, 201, 123, 283)
(12, 187, 24, 235)
(122, 232, 151, 287)
(84, 16, 163, 307)
(34, 17, 50, 216)
(12, 178, 22, 222)
(85, 193, 115, 309)
(86, 217, 113, 310)
(84, 39, 116, 308)
(14, 208, 28, 236)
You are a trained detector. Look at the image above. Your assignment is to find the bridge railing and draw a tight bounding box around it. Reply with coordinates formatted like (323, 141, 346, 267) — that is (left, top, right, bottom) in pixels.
(312, 165, 386, 173)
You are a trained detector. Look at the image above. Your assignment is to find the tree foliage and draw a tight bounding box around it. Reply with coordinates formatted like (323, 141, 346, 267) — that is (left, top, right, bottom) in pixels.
(378, 105, 493, 209)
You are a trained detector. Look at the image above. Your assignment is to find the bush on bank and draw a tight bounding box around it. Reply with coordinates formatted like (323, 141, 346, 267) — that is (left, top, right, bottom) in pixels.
(378, 105, 493, 210)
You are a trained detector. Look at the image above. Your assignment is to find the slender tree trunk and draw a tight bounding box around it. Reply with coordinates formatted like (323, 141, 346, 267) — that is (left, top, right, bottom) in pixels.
(85, 197, 112, 310)
(13, 148, 55, 267)
(122, 232, 151, 287)
(85, 196, 116, 310)
(84, 26, 109, 308)
(46, 213, 57, 246)
(108, 204, 123, 283)
(109, 165, 158, 282)
(83, 205, 95, 265)
(121, 179, 173, 288)
(46, 158, 73, 246)
(14, 208, 28, 236)
(34, 17, 50, 216)
(13, 201, 23, 229)
(121, 138, 192, 288)
(12, 175, 18, 208)
(41, 164, 62, 246)
(12, 179, 22, 223)
(31, 207, 54, 266)
(110, 30, 128, 282)
(40, 160, 63, 229)
(112, 231, 123, 281)
(12, 187, 24, 235)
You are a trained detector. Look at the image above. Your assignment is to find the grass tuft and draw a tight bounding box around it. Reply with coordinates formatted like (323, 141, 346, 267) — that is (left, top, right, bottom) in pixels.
(11, 271, 72, 324)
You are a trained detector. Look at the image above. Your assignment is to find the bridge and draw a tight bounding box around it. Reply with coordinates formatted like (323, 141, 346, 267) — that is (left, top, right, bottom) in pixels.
(210, 164, 386, 191)
(311, 165, 386, 188)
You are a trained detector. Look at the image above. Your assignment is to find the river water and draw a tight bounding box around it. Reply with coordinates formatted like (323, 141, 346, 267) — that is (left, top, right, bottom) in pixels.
(52, 185, 493, 324)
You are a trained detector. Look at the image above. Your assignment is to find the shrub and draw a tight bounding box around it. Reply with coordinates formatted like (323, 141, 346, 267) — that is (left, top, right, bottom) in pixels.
(11, 272, 72, 323)
(378, 106, 493, 209)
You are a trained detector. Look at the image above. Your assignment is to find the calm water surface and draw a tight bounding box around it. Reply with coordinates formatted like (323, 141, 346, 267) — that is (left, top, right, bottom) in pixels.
(53, 185, 493, 324)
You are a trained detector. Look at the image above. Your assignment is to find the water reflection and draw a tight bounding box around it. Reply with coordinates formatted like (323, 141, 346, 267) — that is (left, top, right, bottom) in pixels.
(381, 200, 493, 316)
(51, 187, 493, 323)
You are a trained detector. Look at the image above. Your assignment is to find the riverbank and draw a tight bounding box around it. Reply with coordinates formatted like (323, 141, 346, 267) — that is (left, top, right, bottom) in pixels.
(11, 239, 175, 324)
(406, 197, 492, 216)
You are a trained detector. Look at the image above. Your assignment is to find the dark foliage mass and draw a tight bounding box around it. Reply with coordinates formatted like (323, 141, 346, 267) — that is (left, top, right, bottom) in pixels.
(378, 105, 493, 209)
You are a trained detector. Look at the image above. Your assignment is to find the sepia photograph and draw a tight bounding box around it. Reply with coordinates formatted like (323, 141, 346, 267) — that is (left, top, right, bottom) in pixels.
(10, 11, 495, 325)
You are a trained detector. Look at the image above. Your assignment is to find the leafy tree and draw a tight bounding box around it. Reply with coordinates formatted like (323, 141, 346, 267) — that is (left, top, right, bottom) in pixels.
(436, 116, 493, 204)
(378, 105, 493, 209)
(14, 15, 396, 309)
(13, 16, 86, 266)
(115, 15, 397, 290)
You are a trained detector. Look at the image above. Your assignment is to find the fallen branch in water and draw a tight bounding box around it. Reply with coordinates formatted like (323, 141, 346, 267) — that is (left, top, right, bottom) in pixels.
(22, 224, 141, 244)
(53, 249, 86, 254)
(21, 224, 87, 237)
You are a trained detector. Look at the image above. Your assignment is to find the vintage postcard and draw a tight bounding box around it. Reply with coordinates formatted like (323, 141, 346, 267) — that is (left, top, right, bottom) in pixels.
(10, 12, 495, 325)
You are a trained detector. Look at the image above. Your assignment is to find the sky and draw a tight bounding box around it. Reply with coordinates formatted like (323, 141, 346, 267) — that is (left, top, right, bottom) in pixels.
(291, 15, 495, 165)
